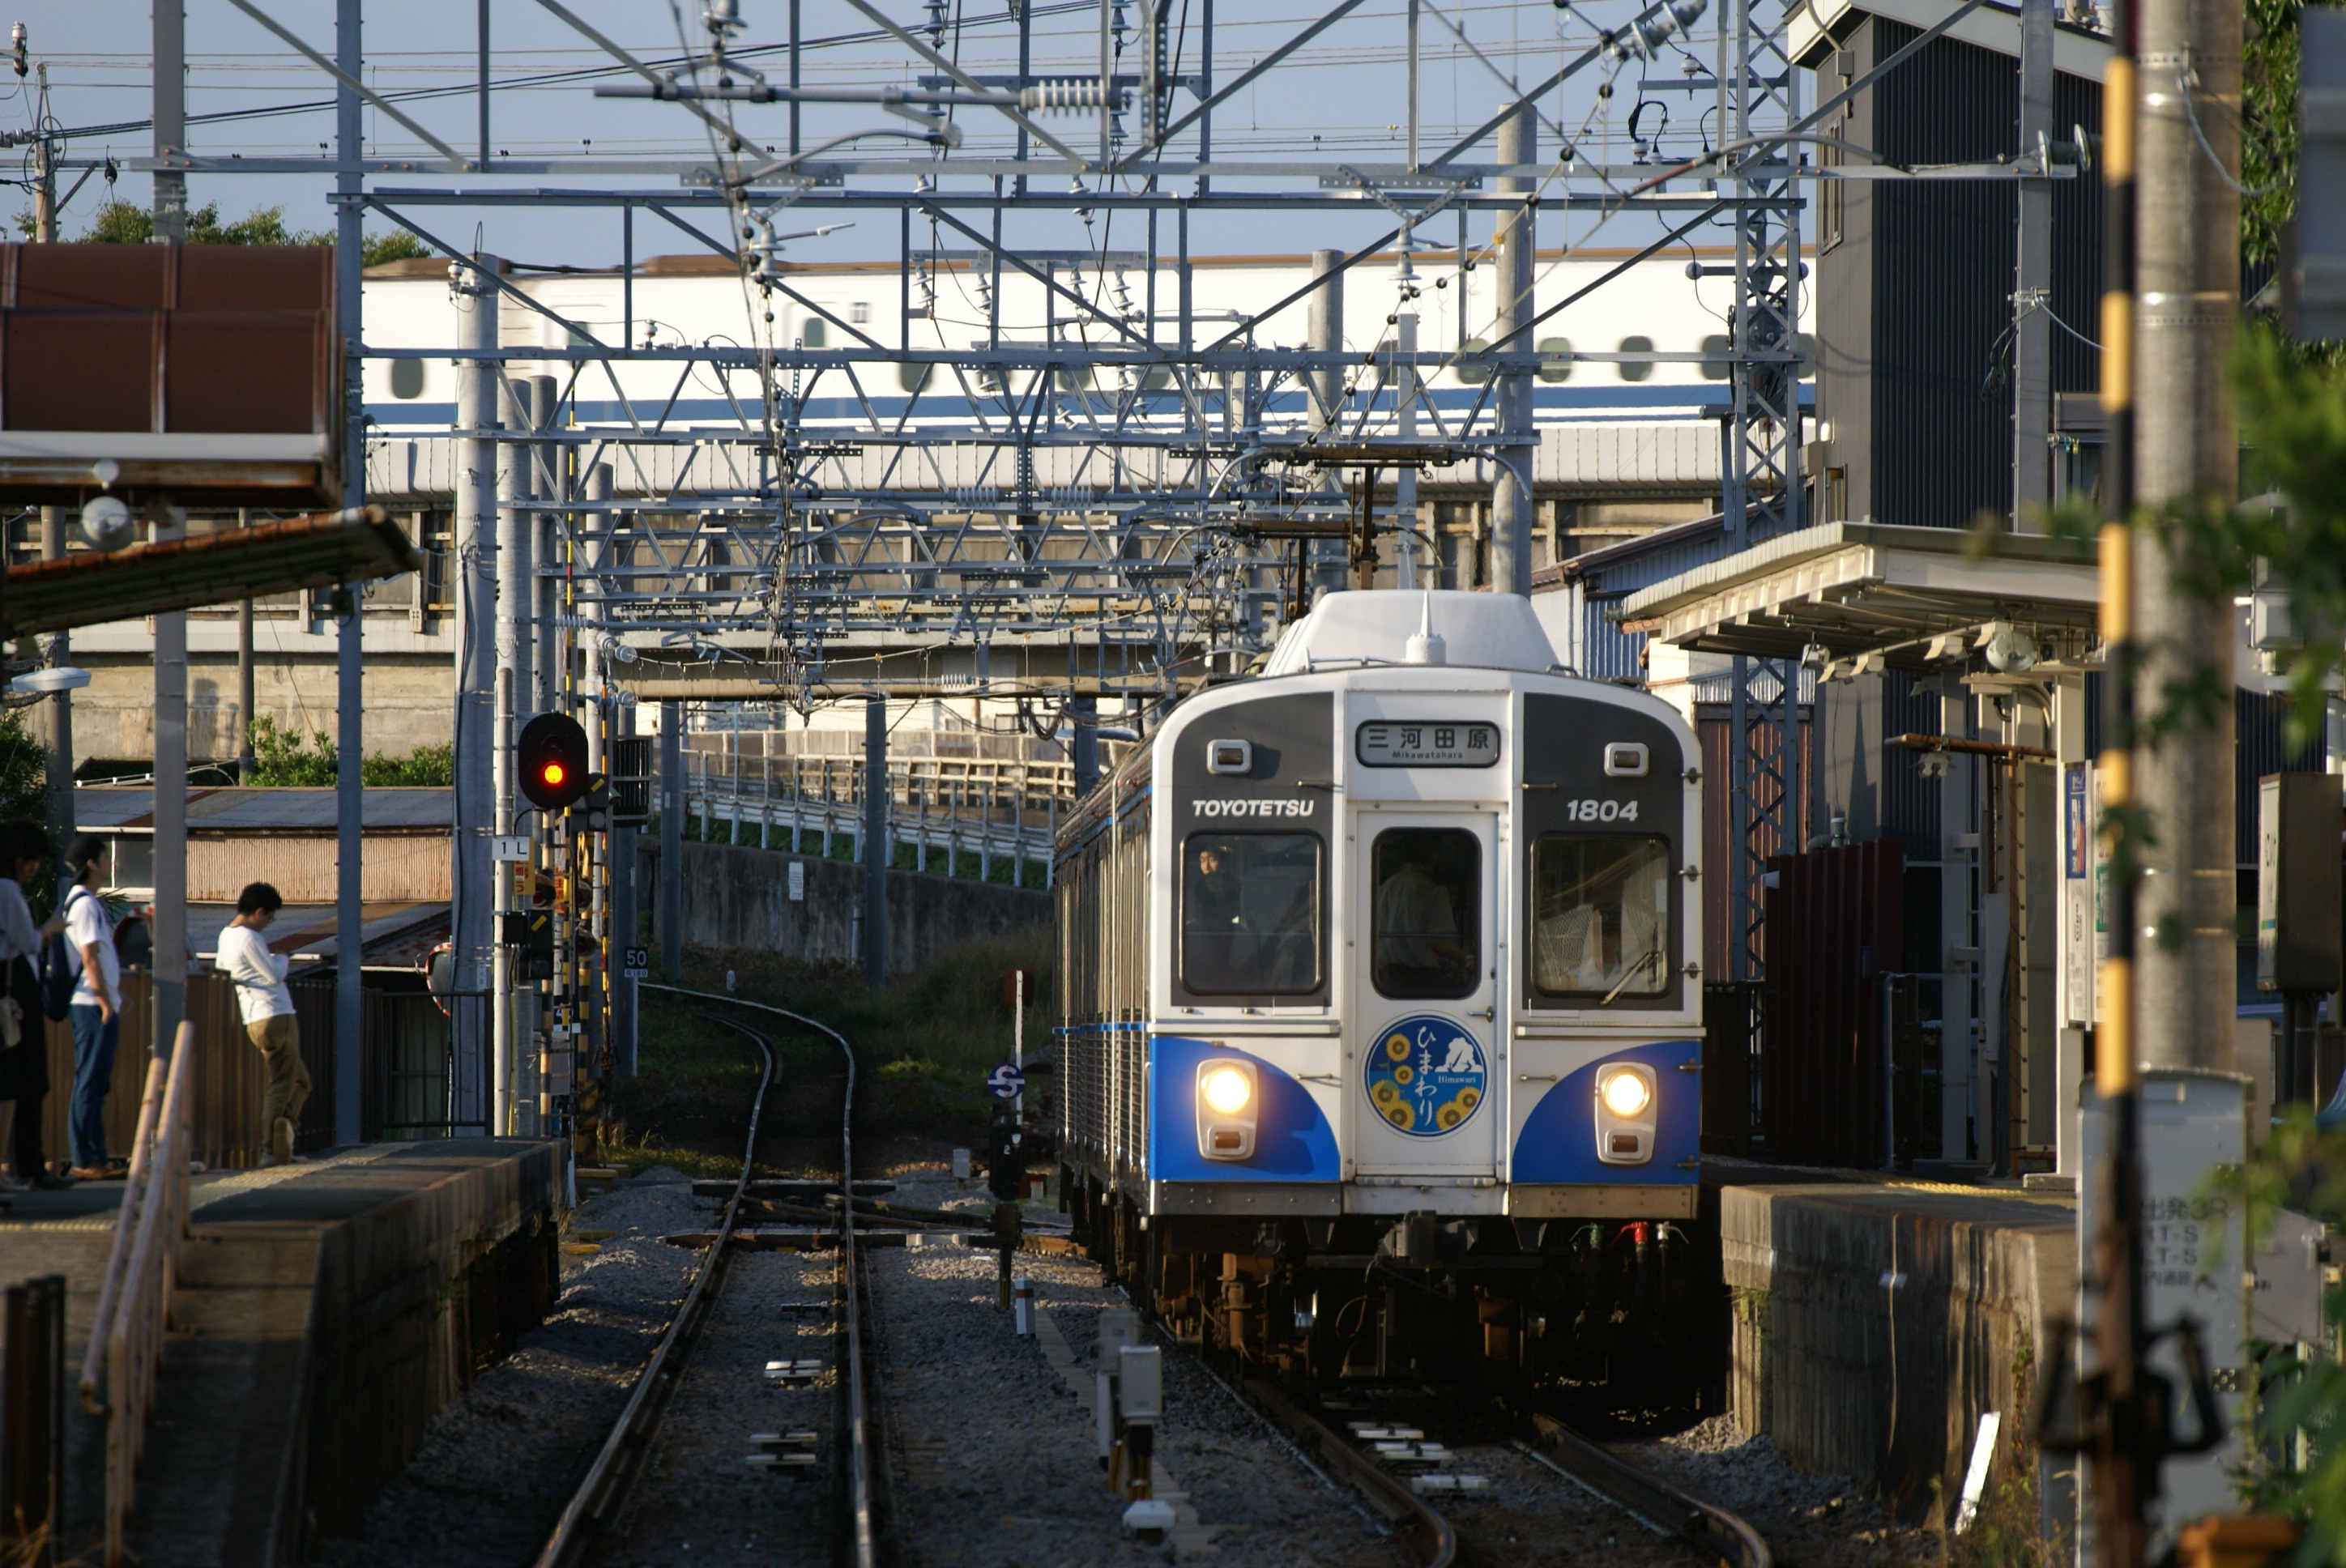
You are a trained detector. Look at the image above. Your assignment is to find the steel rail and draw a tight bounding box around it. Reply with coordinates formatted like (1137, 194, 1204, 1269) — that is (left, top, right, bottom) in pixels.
(1237, 1378, 1456, 1568)
(529, 1008, 774, 1568)
(1526, 1413, 1772, 1568)
(642, 984, 877, 1568)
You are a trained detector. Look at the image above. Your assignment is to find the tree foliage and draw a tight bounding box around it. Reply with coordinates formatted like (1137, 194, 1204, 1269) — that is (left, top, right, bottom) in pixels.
(245, 715, 453, 788)
(19, 199, 429, 266)
(0, 709, 47, 827)
(2241, 0, 2309, 268)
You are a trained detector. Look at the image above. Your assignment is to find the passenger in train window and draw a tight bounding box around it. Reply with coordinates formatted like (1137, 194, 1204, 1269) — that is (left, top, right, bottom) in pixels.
(1371, 830, 1478, 998)
(1532, 837, 1670, 997)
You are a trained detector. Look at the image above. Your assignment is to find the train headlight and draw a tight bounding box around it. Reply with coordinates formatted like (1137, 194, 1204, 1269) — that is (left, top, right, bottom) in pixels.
(1201, 1066, 1254, 1115)
(1600, 1070, 1651, 1118)
(1195, 1057, 1260, 1161)
(1593, 1063, 1657, 1166)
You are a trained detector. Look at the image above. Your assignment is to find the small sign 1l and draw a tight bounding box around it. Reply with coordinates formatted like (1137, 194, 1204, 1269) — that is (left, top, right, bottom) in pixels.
(987, 1063, 1026, 1100)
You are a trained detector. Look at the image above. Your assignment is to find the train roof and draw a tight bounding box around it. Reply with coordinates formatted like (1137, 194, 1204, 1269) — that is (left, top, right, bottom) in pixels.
(1261, 589, 1562, 676)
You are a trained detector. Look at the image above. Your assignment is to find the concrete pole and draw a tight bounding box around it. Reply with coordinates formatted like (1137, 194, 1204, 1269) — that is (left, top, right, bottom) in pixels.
(497, 377, 535, 725)
(147, 2, 188, 1064)
(493, 668, 513, 1136)
(2011, 0, 2055, 529)
(151, 509, 187, 1065)
(659, 701, 683, 977)
(527, 375, 561, 718)
(333, 0, 365, 1144)
(32, 87, 67, 843)
(582, 463, 614, 714)
(237, 513, 255, 781)
(151, 0, 186, 242)
(2132, 0, 2240, 1073)
(454, 256, 499, 1120)
(612, 699, 638, 1076)
(864, 697, 889, 988)
(1491, 101, 1536, 598)
(40, 507, 70, 846)
(1394, 274, 1420, 590)
(1306, 249, 1345, 431)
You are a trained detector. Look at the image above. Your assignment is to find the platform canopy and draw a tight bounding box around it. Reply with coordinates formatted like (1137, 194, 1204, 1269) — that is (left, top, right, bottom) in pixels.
(2, 506, 420, 638)
(1616, 520, 2103, 671)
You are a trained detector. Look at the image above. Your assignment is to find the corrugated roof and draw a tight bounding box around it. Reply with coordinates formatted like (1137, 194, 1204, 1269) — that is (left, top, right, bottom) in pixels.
(75, 787, 452, 833)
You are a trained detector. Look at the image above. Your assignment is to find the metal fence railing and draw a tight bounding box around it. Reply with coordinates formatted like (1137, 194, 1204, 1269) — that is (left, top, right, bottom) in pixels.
(685, 752, 1059, 884)
(78, 1022, 196, 1568)
(365, 988, 490, 1140)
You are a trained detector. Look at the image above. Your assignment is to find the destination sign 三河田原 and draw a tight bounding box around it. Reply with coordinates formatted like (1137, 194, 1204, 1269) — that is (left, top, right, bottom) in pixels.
(1356, 722, 1501, 768)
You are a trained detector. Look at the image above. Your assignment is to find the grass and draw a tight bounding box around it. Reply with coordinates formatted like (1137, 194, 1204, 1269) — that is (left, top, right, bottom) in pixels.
(599, 926, 1052, 1174)
(597, 1002, 776, 1179)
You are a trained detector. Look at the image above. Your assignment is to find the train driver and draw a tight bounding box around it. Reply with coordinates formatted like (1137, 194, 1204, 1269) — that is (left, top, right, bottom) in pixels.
(1373, 837, 1474, 995)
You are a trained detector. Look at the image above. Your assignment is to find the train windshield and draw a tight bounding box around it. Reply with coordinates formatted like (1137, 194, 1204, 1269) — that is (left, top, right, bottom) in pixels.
(1370, 828, 1482, 999)
(1180, 833, 1324, 994)
(1531, 835, 1672, 998)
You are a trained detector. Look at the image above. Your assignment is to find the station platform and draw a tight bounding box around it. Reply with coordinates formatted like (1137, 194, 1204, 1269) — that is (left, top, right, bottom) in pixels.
(6, 1139, 562, 1568)
(1704, 1161, 2076, 1527)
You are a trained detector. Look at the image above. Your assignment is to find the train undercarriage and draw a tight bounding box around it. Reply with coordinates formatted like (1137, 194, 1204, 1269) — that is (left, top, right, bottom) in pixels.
(1062, 1173, 1716, 1408)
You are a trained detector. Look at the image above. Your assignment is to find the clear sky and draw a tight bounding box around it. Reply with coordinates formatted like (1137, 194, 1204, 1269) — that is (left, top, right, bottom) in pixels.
(7, 0, 1769, 268)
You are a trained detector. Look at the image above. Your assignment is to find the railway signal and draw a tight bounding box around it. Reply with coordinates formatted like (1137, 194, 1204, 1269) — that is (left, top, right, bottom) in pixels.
(517, 713, 591, 811)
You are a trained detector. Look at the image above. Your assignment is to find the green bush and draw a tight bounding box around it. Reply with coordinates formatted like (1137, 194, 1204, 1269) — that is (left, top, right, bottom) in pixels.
(245, 715, 455, 787)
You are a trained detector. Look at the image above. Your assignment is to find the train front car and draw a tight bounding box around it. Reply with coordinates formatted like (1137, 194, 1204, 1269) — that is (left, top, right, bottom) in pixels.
(1056, 588, 1705, 1399)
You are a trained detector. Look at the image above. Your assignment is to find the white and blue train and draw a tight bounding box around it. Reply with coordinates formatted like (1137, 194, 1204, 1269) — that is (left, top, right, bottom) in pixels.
(1055, 589, 1707, 1391)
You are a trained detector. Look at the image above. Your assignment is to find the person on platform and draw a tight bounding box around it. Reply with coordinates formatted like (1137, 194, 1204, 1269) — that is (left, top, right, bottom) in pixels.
(0, 822, 64, 1187)
(61, 836, 122, 1182)
(216, 882, 308, 1167)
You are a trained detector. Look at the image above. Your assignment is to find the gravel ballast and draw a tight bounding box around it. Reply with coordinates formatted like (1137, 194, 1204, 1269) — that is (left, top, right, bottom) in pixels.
(308, 1168, 709, 1568)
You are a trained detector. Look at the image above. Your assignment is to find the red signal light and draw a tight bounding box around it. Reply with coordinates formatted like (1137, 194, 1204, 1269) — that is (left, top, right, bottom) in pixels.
(517, 713, 591, 810)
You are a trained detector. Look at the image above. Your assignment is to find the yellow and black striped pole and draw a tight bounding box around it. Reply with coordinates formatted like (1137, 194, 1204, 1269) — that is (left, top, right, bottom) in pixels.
(2094, 10, 2146, 1561)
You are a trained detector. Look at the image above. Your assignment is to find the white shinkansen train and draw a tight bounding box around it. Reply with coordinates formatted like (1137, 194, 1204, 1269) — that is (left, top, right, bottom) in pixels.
(1055, 589, 1708, 1394)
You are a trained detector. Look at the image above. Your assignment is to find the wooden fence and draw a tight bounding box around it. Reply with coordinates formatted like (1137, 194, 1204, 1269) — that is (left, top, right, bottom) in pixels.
(0, 972, 338, 1174)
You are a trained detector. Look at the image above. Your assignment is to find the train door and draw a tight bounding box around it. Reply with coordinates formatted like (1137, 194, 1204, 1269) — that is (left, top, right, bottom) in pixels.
(1351, 812, 1500, 1178)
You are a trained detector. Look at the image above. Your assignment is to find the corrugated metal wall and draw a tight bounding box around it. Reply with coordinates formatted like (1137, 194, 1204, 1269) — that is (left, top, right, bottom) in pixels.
(2237, 688, 2329, 865)
(1759, 839, 1907, 1166)
(1853, 21, 2104, 530)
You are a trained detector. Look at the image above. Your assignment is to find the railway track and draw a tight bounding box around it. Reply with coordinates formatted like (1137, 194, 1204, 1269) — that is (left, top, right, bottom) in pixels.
(1225, 1369, 1770, 1568)
(532, 986, 881, 1568)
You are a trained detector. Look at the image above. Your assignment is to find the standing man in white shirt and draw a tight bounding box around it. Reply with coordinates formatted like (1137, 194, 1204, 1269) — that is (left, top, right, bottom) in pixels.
(61, 836, 122, 1182)
(217, 882, 308, 1166)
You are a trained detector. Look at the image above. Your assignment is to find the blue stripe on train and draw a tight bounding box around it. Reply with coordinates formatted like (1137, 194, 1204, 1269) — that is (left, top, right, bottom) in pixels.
(1146, 1035, 1342, 1182)
(1509, 1038, 1701, 1184)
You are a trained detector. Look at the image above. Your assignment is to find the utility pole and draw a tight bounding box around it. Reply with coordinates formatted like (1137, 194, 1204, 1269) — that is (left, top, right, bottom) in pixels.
(334, 0, 366, 1146)
(2011, 0, 2054, 529)
(152, 2, 186, 243)
(528, 375, 561, 718)
(1393, 239, 1421, 590)
(2133, 0, 2239, 1076)
(32, 57, 70, 848)
(659, 701, 682, 978)
(863, 698, 889, 989)
(454, 256, 500, 1127)
(1491, 100, 1535, 598)
(151, 2, 188, 1071)
(1306, 249, 1344, 432)
(237, 510, 255, 781)
(497, 377, 535, 726)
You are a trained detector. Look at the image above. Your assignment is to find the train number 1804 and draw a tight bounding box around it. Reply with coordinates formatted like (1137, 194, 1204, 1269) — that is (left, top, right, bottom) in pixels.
(1565, 798, 1640, 822)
